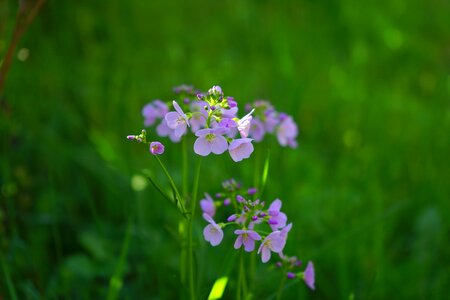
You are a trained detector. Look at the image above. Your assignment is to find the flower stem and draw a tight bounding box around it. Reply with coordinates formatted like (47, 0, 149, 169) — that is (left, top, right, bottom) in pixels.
(182, 137, 188, 198)
(154, 155, 188, 218)
(275, 275, 287, 300)
(237, 249, 247, 300)
(188, 158, 202, 300)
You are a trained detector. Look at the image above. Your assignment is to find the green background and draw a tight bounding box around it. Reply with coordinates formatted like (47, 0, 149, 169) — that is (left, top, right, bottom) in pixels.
(1, 0, 449, 299)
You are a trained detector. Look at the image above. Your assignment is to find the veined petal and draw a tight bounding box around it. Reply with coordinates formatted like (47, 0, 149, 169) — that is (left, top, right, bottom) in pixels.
(243, 237, 255, 252)
(211, 135, 228, 154)
(165, 111, 180, 129)
(194, 137, 212, 156)
(234, 235, 243, 249)
(261, 246, 271, 263)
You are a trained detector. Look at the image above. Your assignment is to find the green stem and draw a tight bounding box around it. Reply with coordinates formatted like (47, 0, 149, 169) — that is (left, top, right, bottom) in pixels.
(182, 137, 188, 198)
(237, 249, 247, 300)
(188, 158, 202, 300)
(275, 275, 287, 300)
(1, 252, 18, 300)
(154, 155, 188, 218)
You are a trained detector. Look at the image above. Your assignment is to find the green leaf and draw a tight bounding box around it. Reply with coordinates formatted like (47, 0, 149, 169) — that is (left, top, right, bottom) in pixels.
(208, 276, 229, 300)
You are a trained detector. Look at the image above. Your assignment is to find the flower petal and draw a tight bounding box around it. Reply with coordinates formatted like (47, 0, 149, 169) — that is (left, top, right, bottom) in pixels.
(194, 137, 212, 156)
(211, 135, 228, 155)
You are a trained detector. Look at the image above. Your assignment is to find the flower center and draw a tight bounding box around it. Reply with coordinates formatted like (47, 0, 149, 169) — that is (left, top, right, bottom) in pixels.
(206, 133, 216, 142)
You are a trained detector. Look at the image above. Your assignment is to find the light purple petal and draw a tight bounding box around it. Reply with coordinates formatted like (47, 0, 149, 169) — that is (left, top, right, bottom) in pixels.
(234, 235, 243, 249)
(203, 224, 223, 246)
(156, 120, 171, 136)
(165, 111, 180, 129)
(261, 247, 271, 263)
(280, 223, 293, 238)
(304, 261, 315, 290)
(270, 234, 286, 253)
(202, 213, 214, 224)
(269, 199, 282, 213)
(249, 118, 265, 142)
(200, 193, 215, 217)
(194, 137, 212, 156)
(210, 135, 228, 154)
(209, 227, 223, 246)
(247, 230, 261, 241)
(270, 212, 287, 231)
(229, 138, 254, 162)
(243, 237, 255, 252)
(195, 128, 212, 137)
(237, 113, 253, 138)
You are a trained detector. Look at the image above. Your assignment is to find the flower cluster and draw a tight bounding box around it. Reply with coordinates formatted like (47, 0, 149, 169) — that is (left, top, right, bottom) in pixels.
(141, 85, 256, 162)
(245, 100, 299, 148)
(200, 178, 315, 290)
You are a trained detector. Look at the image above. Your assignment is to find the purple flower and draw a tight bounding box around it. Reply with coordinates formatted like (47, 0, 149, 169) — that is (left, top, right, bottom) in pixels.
(149, 141, 165, 155)
(303, 261, 315, 290)
(156, 119, 181, 142)
(228, 138, 254, 162)
(194, 127, 229, 156)
(268, 199, 287, 230)
(165, 101, 190, 138)
(127, 135, 136, 140)
(249, 118, 266, 142)
(237, 109, 254, 138)
(263, 111, 279, 133)
(142, 100, 168, 126)
(223, 198, 231, 206)
(276, 115, 298, 148)
(234, 229, 262, 252)
(258, 231, 286, 263)
(202, 213, 223, 246)
(200, 193, 215, 217)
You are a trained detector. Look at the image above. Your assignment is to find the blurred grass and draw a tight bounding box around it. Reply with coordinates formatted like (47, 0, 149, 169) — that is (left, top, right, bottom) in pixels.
(1, 0, 449, 299)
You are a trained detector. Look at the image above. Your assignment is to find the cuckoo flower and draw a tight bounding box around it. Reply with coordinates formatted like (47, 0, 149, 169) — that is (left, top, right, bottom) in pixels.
(276, 115, 298, 148)
(194, 127, 229, 156)
(142, 100, 168, 126)
(200, 193, 216, 217)
(156, 119, 181, 142)
(203, 213, 223, 246)
(249, 118, 266, 142)
(228, 138, 254, 162)
(234, 229, 261, 252)
(165, 101, 190, 138)
(268, 199, 287, 231)
(303, 261, 315, 290)
(149, 141, 165, 155)
(237, 109, 255, 138)
(258, 231, 286, 263)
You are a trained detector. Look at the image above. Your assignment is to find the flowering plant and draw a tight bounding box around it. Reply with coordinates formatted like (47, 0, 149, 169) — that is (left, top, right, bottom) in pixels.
(127, 84, 313, 299)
